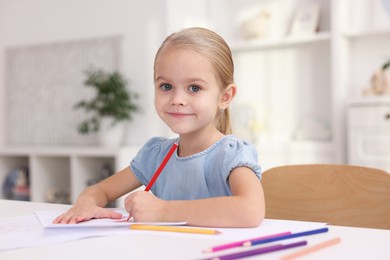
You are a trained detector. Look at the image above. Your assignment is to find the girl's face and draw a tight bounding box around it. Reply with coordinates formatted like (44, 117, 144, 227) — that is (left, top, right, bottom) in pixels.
(154, 46, 225, 137)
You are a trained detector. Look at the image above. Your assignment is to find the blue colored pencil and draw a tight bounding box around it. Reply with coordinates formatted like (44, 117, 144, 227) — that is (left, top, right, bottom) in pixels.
(244, 227, 329, 247)
(209, 240, 307, 260)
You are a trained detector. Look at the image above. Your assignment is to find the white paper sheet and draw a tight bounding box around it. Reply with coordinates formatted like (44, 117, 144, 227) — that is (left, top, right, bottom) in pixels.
(35, 210, 187, 228)
(0, 212, 326, 252)
(0, 214, 130, 251)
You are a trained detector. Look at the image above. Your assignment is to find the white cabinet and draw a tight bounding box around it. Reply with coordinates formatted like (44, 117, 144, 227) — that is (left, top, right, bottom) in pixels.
(0, 146, 139, 204)
(348, 98, 390, 171)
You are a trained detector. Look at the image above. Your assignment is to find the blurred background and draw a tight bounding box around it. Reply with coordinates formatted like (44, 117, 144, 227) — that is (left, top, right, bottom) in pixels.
(0, 0, 389, 203)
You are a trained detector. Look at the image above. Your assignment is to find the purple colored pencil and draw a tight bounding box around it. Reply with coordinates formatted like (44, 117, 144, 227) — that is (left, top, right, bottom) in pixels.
(210, 240, 307, 260)
(203, 231, 292, 253)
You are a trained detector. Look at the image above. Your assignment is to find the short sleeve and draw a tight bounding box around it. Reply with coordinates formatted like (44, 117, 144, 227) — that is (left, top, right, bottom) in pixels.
(221, 139, 262, 180)
(130, 137, 166, 186)
(204, 137, 262, 197)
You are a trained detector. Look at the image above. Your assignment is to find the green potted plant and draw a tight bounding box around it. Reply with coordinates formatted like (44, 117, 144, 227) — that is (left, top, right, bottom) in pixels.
(75, 68, 140, 146)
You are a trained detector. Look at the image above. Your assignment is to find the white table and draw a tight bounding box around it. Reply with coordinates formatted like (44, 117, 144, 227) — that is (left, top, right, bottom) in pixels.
(0, 200, 389, 260)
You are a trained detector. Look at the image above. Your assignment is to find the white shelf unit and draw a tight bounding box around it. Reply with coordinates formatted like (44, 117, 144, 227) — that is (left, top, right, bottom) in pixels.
(166, 0, 390, 170)
(230, 31, 331, 51)
(0, 146, 139, 204)
(340, 0, 390, 171)
(232, 27, 334, 165)
(215, 0, 335, 168)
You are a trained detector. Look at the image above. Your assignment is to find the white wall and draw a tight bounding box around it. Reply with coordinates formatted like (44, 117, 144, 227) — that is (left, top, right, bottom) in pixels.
(0, 0, 172, 147)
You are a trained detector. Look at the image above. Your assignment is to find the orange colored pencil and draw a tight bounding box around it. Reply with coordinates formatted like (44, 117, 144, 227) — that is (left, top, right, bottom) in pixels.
(280, 237, 341, 260)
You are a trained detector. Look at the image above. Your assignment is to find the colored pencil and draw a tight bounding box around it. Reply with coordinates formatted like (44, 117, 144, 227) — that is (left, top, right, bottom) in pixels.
(130, 224, 220, 235)
(243, 227, 329, 247)
(207, 240, 307, 260)
(203, 231, 292, 253)
(144, 142, 178, 191)
(280, 237, 341, 260)
(127, 142, 178, 221)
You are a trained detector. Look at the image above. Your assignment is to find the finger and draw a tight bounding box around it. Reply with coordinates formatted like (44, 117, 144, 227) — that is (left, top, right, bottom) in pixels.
(60, 213, 74, 224)
(126, 211, 132, 221)
(74, 214, 89, 223)
(68, 216, 78, 224)
(124, 200, 133, 221)
(52, 214, 65, 224)
(101, 209, 123, 219)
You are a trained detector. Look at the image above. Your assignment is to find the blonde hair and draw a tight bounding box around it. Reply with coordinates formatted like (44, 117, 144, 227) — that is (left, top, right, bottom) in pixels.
(154, 27, 234, 135)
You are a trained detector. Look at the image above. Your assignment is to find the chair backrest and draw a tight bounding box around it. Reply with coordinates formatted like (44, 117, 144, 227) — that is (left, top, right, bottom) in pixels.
(261, 164, 390, 229)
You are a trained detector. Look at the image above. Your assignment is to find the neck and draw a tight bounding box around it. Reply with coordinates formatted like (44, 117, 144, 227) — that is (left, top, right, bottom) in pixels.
(177, 128, 225, 157)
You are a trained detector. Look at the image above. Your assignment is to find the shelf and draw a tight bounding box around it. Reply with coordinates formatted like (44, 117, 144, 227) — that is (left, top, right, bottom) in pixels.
(30, 156, 71, 202)
(348, 96, 390, 106)
(230, 32, 331, 52)
(0, 146, 139, 204)
(343, 27, 390, 39)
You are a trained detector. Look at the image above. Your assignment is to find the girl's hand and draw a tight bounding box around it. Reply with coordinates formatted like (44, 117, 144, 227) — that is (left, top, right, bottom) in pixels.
(52, 204, 122, 224)
(124, 191, 166, 222)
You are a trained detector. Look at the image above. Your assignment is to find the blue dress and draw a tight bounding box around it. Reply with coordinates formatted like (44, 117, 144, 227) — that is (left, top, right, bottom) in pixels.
(130, 135, 261, 200)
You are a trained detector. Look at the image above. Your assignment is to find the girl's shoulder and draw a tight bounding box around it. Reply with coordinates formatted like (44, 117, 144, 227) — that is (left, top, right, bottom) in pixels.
(217, 135, 258, 153)
(211, 135, 261, 178)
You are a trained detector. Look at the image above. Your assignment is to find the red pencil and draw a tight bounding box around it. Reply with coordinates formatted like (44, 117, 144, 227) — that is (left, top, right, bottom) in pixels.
(144, 142, 178, 191)
(127, 142, 178, 220)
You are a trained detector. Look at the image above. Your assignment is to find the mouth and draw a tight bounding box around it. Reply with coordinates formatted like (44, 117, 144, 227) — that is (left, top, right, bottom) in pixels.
(167, 112, 193, 118)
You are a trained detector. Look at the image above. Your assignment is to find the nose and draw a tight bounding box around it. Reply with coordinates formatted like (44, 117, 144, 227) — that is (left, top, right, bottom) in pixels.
(170, 89, 186, 106)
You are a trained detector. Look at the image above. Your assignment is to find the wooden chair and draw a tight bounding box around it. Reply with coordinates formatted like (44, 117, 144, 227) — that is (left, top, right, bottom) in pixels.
(261, 164, 390, 229)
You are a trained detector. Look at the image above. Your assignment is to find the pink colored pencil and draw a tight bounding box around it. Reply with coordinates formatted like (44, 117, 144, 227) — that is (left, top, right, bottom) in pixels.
(203, 231, 292, 253)
(127, 142, 178, 221)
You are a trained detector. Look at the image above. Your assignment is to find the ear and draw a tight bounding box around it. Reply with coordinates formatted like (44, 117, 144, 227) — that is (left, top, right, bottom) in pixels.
(219, 84, 237, 110)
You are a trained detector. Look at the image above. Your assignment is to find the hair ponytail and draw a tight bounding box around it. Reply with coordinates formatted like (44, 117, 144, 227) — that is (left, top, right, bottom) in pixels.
(216, 108, 232, 135)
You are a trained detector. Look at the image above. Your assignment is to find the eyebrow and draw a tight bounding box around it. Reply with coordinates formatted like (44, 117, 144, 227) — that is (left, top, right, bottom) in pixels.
(154, 76, 168, 82)
(154, 76, 208, 84)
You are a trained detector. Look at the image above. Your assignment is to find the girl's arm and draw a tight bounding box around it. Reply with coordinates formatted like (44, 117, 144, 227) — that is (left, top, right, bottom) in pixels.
(125, 166, 265, 228)
(53, 167, 142, 224)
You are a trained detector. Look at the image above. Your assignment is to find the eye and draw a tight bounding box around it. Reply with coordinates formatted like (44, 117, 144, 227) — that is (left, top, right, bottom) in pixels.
(189, 85, 200, 93)
(160, 83, 172, 91)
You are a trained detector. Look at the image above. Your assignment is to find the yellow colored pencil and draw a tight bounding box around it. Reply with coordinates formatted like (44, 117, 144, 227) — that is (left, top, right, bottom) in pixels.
(130, 224, 220, 235)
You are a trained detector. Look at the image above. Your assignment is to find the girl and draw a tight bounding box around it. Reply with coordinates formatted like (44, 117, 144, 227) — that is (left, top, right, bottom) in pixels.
(54, 27, 265, 228)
